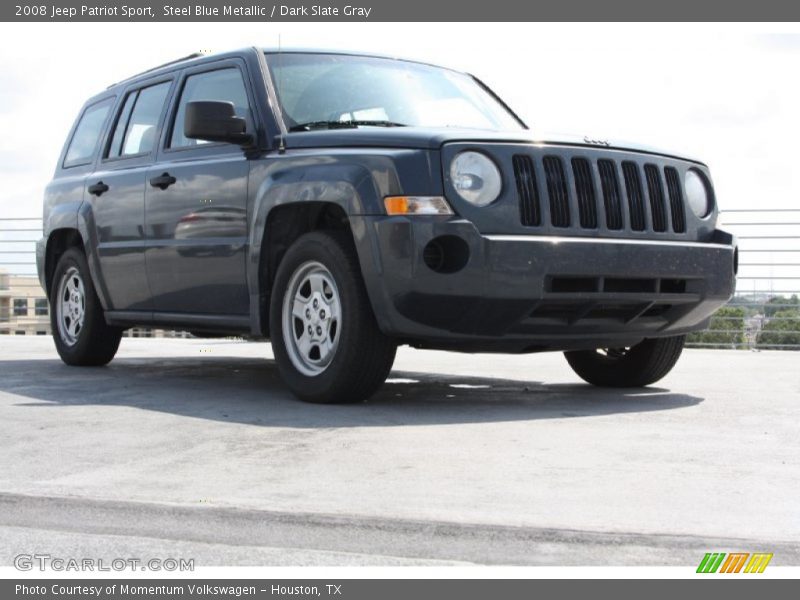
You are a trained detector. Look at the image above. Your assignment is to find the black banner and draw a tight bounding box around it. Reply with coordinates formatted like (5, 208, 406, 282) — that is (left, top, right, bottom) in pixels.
(4, 579, 799, 600)
(5, 0, 800, 21)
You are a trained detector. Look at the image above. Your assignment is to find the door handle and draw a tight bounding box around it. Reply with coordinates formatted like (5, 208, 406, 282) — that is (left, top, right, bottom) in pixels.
(150, 172, 177, 190)
(87, 181, 109, 196)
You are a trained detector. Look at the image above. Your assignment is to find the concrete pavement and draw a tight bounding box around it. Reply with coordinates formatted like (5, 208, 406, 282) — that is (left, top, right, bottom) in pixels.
(0, 337, 797, 565)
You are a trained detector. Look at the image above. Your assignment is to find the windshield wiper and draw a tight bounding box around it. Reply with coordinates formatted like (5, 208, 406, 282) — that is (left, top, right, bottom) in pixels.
(288, 120, 408, 132)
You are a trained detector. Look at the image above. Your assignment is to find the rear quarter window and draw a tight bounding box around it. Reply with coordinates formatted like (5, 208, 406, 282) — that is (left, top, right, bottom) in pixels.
(63, 98, 114, 168)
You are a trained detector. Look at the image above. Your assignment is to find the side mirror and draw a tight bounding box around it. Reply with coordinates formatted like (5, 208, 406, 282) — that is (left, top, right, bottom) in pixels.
(184, 101, 253, 146)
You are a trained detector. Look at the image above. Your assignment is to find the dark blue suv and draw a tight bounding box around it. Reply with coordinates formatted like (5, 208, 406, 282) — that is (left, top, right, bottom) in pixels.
(37, 48, 737, 403)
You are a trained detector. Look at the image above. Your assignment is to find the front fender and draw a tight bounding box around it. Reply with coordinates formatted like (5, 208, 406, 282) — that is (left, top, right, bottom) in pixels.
(245, 149, 443, 335)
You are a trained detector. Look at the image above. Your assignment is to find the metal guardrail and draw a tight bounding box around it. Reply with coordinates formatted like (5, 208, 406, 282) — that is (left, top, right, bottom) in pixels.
(2, 212, 799, 348)
(0, 217, 40, 281)
(686, 208, 800, 350)
(0, 218, 47, 336)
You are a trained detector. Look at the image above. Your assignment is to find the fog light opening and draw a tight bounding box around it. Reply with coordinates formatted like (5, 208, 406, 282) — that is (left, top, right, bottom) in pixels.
(422, 235, 470, 274)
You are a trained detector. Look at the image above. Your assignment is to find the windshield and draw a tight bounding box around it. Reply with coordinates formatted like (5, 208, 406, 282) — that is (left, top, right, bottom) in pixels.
(265, 53, 525, 132)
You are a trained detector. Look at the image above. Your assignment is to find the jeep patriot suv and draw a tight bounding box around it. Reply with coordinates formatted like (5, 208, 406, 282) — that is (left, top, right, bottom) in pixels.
(38, 48, 737, 403)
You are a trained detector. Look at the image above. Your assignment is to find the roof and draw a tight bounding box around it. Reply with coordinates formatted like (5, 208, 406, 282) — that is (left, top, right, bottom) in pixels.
(106, 50, 217, 89)
(258, 47, 460, 72)
(106, 47, 464, 91)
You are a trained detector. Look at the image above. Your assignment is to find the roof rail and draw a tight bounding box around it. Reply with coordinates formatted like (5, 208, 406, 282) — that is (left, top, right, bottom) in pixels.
(107, 51, 210, 88)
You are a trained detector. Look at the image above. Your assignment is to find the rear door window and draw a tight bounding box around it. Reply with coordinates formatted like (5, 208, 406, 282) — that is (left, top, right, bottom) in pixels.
(63, 98, 114, 168)
(107, 81, 171, 159)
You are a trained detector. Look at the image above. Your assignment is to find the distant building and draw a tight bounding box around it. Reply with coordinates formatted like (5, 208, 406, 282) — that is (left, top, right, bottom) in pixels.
(0, 271, 50, 336)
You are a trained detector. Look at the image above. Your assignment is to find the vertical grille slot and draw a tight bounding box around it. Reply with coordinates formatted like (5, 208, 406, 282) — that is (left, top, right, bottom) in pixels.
(597, 159, 623, 230)
(622, 161, 646, 231)
(664, 167, 686, 233)
(513, 154, 541, 227)
(571, 158, 597, 229)
(543, 156, 570, 227)
(644, 164, 668, 232)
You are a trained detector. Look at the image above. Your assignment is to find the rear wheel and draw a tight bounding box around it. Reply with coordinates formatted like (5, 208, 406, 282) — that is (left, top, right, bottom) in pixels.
(50, 248, 122, 366)
(269, 230, 396, 403)
(564, 336, 686, 387)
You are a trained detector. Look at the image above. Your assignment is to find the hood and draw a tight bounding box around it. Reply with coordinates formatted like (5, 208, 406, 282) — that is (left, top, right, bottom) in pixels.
(282, 127, 705, 165)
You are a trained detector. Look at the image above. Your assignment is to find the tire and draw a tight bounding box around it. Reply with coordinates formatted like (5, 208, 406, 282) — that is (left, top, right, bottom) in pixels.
(269, 230, 397, 404)
(564, 335, 686, 387)
(50, 248, 122, 366)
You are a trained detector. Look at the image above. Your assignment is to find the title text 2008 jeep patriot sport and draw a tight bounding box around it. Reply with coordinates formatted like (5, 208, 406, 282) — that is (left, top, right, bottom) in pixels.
(38, 48, 737, 403)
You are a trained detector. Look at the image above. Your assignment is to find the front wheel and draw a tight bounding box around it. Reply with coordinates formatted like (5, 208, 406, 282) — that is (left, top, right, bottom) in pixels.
(269, 230, 396, 404)
(564, 336, 686, 387)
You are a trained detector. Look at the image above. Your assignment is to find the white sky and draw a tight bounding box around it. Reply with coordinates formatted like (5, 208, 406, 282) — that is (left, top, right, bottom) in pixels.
(0, 22, 799, 292)
(1, 22, 799, 219)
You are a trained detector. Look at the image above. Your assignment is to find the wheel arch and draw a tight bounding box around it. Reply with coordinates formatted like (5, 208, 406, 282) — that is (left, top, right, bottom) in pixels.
(43, 228, 85, 300)
(255, 201, 358, 337)
(42, 199, 112, 310)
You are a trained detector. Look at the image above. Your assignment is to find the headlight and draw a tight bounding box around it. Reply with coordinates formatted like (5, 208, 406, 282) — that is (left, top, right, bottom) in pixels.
(449, 151, 502, 207)
(684, 170, 713, 218)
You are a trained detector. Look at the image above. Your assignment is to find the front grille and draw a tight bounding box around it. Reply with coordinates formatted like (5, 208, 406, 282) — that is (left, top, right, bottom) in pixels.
(524, 275, 697, 327)
(548, 276, 688, 295)
(511, 153, 691, 236)
(542, 156, 570, 227)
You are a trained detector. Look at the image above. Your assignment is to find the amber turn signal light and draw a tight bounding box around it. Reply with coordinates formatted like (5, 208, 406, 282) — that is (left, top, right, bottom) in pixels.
(383, 196, 453, 216)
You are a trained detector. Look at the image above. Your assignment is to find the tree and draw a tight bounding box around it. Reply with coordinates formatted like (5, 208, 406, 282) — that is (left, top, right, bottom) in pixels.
(764, 294, 799, 318)
(687, 306, 746, 349)
(756, 309, 800, 350)
(727, 295, 759, 317)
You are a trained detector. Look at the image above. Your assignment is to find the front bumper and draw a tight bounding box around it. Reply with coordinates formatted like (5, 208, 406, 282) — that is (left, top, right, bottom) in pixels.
(354, 217, 737, 353)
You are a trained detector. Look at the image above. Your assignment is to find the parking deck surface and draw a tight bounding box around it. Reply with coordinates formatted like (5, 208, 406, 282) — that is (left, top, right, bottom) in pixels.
(0, 337, 797, 565)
